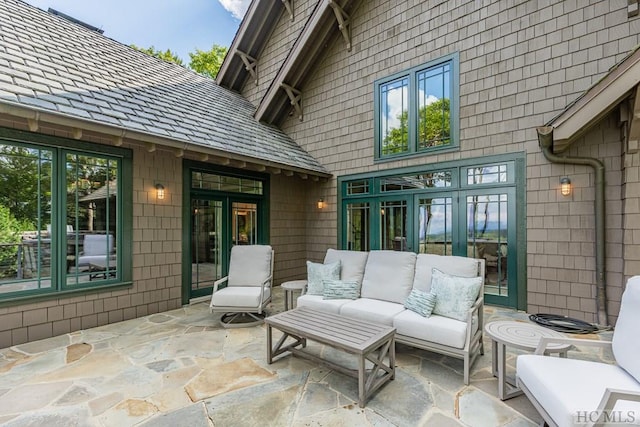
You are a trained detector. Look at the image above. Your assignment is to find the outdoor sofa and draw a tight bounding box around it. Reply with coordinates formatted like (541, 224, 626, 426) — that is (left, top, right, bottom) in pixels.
(297, 249, 485, 384)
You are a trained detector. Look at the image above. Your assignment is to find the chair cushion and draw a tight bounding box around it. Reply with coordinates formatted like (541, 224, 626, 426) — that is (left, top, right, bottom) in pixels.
(413, 254, 480, 293)
(339, 298, 405, 326)
(306, 261, 341, 295)
(613, 276, 640, 383)
(297, 294, 349, 314)
(322, 279, 360, 300)
(82, 234, 114, 256)
(517, 355, 640, 427)
(227, 245, 272, 287)
(404, 289, 437, 317)
(393, 310, 471, 349)
(431, 269, 482, 321)
(324, 249, 369, 285)
(210, 286, 271, 308)
(360, 251, 416, 304)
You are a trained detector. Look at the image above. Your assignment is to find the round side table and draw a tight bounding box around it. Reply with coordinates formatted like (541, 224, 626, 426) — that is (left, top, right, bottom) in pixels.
(281, 280, 307, 311)
(484, 320, 572, 400)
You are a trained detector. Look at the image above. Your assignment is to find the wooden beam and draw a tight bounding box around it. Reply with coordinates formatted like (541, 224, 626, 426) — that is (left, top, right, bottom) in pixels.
(146, 142, 156, 153)
(113, 136, 124, 146)
(299, 173, 308, 180)
(199, 153, 209, 162)
(255, 165, 266, 172)
(269, 167, 282, 175)
(284, 170, 294, 177)
(236, 50, 258, 86)
(328, 0, 352, 51)
(72, 128, 82, 140)
(281, 83, 303, 121)
(281, 0, 294, 21)
(27, 118, 39, 132)
(175, 148, 184, 158)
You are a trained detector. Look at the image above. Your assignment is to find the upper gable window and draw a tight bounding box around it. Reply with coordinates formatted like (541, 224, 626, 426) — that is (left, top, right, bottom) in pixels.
(375, 53, 459, 159)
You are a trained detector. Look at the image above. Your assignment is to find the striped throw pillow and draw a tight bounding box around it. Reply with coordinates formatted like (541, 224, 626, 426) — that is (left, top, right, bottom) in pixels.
(404, 289, 437, 317)
(322, 279, 360, 300)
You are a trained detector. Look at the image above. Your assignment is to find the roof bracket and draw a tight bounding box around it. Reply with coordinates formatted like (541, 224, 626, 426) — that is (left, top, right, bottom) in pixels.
(281, 0, 294, 21)
(236, 50, 258, 85)
(328, 0, 351, 51)
(623, 85, 640, 153)
(281, 83, 303, 121)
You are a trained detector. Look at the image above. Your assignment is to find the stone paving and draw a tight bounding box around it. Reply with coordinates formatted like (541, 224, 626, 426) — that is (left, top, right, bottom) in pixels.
(0, 289, 613, 426)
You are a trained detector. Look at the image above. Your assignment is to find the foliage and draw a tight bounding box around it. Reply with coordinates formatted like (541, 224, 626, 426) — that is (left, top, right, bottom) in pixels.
(130, 44, 184, 66)
(189, 44, 228, 79)
(0, 204, 31, 278)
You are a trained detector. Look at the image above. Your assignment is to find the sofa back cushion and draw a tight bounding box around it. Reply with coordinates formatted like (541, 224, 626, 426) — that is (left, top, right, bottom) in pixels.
(324, 249, 369, 286)
(612, 276, 640, 382)
(413, 254, 481, 293)
(361, 250, 416, 304)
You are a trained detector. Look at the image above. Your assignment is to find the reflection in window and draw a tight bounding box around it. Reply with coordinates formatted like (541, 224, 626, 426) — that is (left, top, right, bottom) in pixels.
(381, 200, 408, 251)
(380, 171, 451, 192)
(346, 203, 370, 251)
(232, 202, 258, 245)
(418, 63, 451, 149)
(380, 77, 409, 155)
(467, 164, 508, 185)
(346, 180, 369, 195)
(418, 197, 452, 255)
(192, 172, 263, 195)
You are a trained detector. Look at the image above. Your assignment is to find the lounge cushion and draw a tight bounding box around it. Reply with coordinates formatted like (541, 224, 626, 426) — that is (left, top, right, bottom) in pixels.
(517, 355, 640, 427)
(228, 245, 272, 287)
(324, 249, 369, 285)
(360, 251, 416, 304)
(431, 269, 482, 321)
(210, 286, 271, 307)
(306, 261, 340, 295)
(297, 294, 349, 313)
(413, 254, 480, 293)
(339, 298, 405, 326)
(612, 276, 640, 383)
(393, 310, 470, 349)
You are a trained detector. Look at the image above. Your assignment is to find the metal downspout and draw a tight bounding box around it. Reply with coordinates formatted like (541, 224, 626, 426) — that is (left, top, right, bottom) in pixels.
(536, 126, 608, 327)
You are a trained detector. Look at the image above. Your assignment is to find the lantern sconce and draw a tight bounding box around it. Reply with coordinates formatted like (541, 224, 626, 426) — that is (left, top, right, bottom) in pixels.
(155, 183, 165, 200)
(317, 198, 325, 209)
(560, 177, 571, 196)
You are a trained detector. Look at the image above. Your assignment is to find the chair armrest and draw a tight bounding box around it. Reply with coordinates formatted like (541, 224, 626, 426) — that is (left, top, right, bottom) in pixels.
(213, 276, 229, 293)
(534, 336, 612, 355)
(596, 388, 640, 420)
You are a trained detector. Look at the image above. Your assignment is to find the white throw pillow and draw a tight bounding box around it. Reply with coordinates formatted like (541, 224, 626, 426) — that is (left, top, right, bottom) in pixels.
(431, 268, 482, 321)
(306, 261, 341, 295)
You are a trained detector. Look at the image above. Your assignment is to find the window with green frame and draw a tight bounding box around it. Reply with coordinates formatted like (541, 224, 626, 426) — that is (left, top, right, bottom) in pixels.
(375, 52, 459, 159)
(0, 134, 132, 299)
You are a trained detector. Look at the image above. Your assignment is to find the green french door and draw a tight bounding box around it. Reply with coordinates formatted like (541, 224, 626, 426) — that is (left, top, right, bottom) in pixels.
(190, 198, 226, 299)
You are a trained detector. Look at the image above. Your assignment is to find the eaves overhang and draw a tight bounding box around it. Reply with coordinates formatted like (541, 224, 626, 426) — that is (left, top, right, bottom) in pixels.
(216, 0, 285, 92)
(545, 44, 640, 153)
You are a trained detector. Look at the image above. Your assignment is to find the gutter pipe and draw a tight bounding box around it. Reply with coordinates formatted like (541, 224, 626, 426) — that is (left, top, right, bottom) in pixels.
(536, 126, 608, 327)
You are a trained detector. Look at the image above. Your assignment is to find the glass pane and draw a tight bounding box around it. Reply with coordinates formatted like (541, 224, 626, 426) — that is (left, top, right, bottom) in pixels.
(381, 200, 408, 251)
(192, 200, 223, 291)
(417, 63, 451, 149)
(346, 203, 370, 251)
(346, 180, 369, 195)
(467, 194, 508, 296)
(380, 171, 452, 192)
(0, 144, 53, 294)
(65, 154, 118, 285)
(233, 202, 258, 245)
(467, 164, 508, 185)
(418, 197, 452, 255)
(191, 172, 263, 195)
(380, 77, 409, 155)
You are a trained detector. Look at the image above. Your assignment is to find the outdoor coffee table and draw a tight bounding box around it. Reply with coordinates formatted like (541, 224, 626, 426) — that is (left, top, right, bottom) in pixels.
(265, 307, 395, 407)
(485, 320, 572, 400)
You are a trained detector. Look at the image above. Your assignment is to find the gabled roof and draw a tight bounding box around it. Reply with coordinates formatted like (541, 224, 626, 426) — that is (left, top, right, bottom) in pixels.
(0, 0, 329, 176)
(542, 44, 640, 153)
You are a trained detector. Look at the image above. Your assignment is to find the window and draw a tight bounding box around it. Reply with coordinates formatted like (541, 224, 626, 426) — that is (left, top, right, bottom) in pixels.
(0, 135, 131, 299)
(375, 53, 459, 159)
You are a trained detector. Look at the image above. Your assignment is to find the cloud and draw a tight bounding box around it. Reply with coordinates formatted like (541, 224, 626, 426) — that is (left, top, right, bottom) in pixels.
(218, 0, 250, 20)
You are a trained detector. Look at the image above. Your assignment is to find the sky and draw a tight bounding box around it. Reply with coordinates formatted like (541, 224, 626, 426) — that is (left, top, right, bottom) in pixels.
(22, 0, 252, 63)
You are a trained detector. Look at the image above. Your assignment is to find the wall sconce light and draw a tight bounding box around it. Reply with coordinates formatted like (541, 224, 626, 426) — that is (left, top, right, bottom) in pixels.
(155, 183, 165, 200)
(317, 198, 325, 209)
(560, 177, 571, 196)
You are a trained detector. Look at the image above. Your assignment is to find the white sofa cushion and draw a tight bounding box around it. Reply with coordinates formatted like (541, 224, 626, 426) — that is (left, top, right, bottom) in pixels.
(612, 276, 640, 383)
(517, 355, 640, 427)
(339, 298, 405, 326)
(210, 286, 271, 307)
(360, 250, 416, 304)
(324, 249, 369, 285)
(228, 245, 272, 287)
(413, 254, 480, 292)
(393, 310, 470, 349)
(297, 294, 349, 313)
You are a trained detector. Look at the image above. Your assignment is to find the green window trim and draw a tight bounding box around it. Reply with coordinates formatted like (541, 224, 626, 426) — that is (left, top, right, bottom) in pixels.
(374, 52, 460, 160)
(0, 128, 133, 303)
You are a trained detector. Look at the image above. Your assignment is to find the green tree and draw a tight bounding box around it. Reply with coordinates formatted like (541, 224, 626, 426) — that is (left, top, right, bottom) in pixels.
(0, 204, 32, 278)
(130, 44, 184, 66)
(188, 44, 228, 79)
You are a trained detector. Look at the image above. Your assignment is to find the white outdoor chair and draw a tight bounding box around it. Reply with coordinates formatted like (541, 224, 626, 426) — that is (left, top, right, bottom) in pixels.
(517, 276, 640, 427)
(209, 245, 274, 328)
(77, 234, 115, 269)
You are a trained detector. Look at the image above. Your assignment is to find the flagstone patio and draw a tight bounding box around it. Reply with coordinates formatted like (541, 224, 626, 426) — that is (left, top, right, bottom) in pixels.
(0, 289, 613, 426)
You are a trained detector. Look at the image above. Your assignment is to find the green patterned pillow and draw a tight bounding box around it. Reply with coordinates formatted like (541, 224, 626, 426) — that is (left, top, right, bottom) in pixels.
(404, 289, 437, 317)
(306, 261, 341, 295)
(431, 268, 482, 321)
(322, 279, 360, 300)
